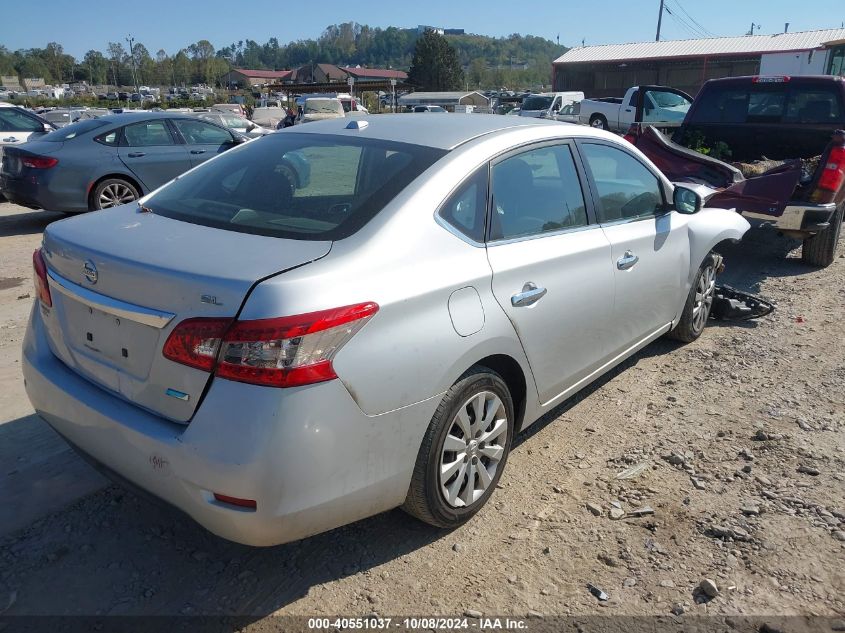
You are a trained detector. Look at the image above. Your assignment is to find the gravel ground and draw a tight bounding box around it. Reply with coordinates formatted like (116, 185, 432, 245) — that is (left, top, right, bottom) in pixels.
(0, 201, 843, 627)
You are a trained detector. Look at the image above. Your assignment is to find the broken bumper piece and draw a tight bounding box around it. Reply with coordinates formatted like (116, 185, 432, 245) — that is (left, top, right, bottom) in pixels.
(710, 285, 775, 321)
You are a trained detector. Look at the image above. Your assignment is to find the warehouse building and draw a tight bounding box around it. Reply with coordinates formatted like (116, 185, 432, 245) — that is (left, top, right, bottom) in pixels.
(553, 28, 845, 97)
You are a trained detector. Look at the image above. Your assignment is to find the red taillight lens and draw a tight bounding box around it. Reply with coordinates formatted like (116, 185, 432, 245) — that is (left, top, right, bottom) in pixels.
(162, 302, 378, 388)
(216, 302, 379, 387)
(818, 146, 845, 192)
(162, 318, 232, 371)
(21, 156, 59, 169)
(32, 248, 52, 307)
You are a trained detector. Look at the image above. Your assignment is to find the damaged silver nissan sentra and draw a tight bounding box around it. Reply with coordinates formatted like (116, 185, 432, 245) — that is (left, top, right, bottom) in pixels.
(22, 115, 749, 545)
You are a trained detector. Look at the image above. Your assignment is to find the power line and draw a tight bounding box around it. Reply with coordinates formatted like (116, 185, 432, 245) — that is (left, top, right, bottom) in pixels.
(667, 0, 716, 37)
(664, 6, 709, 38)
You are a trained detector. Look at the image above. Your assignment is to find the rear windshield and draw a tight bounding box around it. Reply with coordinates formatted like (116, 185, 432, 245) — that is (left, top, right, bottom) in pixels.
(689, 82, 844, 124)
(522, 96, 553, 111)
(146, 133, 446, 240)
(41, 118, 107, 141)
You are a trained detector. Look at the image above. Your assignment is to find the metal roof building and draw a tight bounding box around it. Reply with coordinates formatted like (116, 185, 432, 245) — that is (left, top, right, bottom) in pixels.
(553, 28, 845, 97)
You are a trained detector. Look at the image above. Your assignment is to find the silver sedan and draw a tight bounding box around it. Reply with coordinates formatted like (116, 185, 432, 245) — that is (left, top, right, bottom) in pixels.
(22, 115, 749, 545)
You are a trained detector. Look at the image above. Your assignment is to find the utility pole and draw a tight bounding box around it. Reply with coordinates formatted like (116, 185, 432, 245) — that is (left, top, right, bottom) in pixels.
(126, 34, 139, 93)
(747, 22, 760, 36)
(656, 0, 665, 41)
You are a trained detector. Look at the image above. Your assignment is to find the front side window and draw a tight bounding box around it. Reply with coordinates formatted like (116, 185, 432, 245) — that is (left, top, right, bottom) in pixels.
(172, 119, 233, 144)
(490, 144, 588, 241)
(145, 133, 446, 240)
(122, 120, 174, 146)
(580, 143, 664, 223)
(0, 108, 44, 132)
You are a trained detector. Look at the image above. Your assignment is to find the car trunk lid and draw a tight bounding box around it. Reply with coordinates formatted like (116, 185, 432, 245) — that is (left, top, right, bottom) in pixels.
(40, 205, 331, 422)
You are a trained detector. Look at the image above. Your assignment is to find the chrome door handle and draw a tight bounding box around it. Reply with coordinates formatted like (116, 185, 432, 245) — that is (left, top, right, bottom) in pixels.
(617, 250, 639, 270)
(190, 149, 207, 154)
(127, 152, 146, 158)
(511, 282, 547, 307)
(2, 137, 18, 142)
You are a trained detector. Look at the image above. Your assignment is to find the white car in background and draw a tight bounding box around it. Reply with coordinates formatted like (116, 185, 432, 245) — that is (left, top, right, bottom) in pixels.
(197, 111, 272, 138)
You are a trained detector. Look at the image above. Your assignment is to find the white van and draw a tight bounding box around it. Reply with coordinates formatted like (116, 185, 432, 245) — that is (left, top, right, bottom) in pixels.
(519, 91, 584, 118)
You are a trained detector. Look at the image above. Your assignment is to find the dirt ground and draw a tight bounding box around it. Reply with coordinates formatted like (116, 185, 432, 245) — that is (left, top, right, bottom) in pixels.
(0, 201, 843, 627)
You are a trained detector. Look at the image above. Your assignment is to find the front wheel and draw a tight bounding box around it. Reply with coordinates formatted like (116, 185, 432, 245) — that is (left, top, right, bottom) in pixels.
(801, 202, 843, 267)
(402, 368, 514, 529)
(667, 253, 718, 343)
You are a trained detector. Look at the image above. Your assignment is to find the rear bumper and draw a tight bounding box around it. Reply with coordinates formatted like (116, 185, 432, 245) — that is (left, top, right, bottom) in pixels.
(22, 304, 438, 546)
(0, 172, 89, 213)
(742, 202, 837, 233)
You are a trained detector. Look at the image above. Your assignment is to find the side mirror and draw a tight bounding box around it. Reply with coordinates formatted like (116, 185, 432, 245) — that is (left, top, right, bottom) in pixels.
(673, 185, 702, 214)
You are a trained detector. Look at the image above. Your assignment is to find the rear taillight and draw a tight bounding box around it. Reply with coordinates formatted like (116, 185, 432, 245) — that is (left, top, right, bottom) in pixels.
(32, 248, 52, 307)
(818, 146, 845, 192)
(216, 302, 379, 387)
(162, 302, 378, 388)
(21, 156, 59, 169)
(162, 318, 232, 371)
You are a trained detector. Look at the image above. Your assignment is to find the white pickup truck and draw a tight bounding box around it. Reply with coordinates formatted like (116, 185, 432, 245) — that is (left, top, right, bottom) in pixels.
(577, 85, 693, 132)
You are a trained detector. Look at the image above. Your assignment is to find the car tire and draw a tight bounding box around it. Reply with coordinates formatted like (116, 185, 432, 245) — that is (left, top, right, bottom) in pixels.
(801, 202, 843, 267)
(91, 178, 140, 210)
(589, 114, 608, 130)
(667, 253, 718, 344)
(402, 367, 515, 529)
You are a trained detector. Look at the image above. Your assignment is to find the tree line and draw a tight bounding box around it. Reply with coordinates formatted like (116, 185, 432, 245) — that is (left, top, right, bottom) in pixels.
(0, 23, 567, 90)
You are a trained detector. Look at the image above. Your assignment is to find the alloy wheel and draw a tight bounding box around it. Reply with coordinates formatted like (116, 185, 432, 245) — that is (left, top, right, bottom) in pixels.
(692, 264, 716, 332)
(439, 391, 508, 508)
(98, 182, 137, 208)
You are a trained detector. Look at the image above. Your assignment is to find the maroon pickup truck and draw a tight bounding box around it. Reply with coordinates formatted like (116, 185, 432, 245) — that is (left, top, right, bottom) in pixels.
(627, 75, 845, 266)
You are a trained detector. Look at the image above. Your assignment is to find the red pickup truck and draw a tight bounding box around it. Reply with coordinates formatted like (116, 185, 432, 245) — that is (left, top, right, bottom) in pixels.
(627, 75, 845, 266)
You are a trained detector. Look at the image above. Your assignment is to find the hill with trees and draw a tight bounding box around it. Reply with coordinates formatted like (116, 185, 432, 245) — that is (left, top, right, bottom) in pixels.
(0, 24, 567, 90)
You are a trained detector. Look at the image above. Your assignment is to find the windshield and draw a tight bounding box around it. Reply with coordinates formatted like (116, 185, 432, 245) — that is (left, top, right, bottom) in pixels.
(41, 118, 107, 141)
(305, 99, 344, 114)
(521, 96, 554, 111)
(145, 133, 446, 240)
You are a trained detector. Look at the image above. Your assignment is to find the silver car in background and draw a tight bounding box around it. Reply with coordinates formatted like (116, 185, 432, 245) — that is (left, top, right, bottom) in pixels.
(23, 115, 748, 546)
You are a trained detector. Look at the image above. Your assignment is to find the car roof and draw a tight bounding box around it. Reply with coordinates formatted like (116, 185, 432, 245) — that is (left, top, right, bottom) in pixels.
(96, 111, 193, 124)
(286, 113, 561, 150)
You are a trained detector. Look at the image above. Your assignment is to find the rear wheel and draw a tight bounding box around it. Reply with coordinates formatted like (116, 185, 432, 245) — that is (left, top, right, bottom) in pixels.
(91, 178, 140, 210)
(801, 202, 843, 267)
(589, 114, 608, 130)
(402, 368, 514, 529)
(667, 253, 717, 343)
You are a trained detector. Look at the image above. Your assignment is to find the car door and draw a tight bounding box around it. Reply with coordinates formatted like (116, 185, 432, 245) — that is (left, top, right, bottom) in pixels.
(117, 119, 191, 191)
(577, 140, 690, 358)
(170, 118, 237, 167)
(485, 142, 615, 405)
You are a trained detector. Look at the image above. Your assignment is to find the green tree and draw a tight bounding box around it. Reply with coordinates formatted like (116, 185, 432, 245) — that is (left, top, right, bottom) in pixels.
(82, 50, 108, 84)
(407, 29, 463, 91)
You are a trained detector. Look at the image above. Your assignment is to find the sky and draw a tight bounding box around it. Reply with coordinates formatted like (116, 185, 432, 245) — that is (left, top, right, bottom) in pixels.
(3, 0, 845, 59)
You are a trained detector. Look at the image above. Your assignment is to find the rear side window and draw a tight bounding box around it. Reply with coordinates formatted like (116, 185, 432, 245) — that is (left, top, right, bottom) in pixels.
(439, 166, 488, 243)
(490, 144, 588, 241)
(146, 133, 446, 240)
